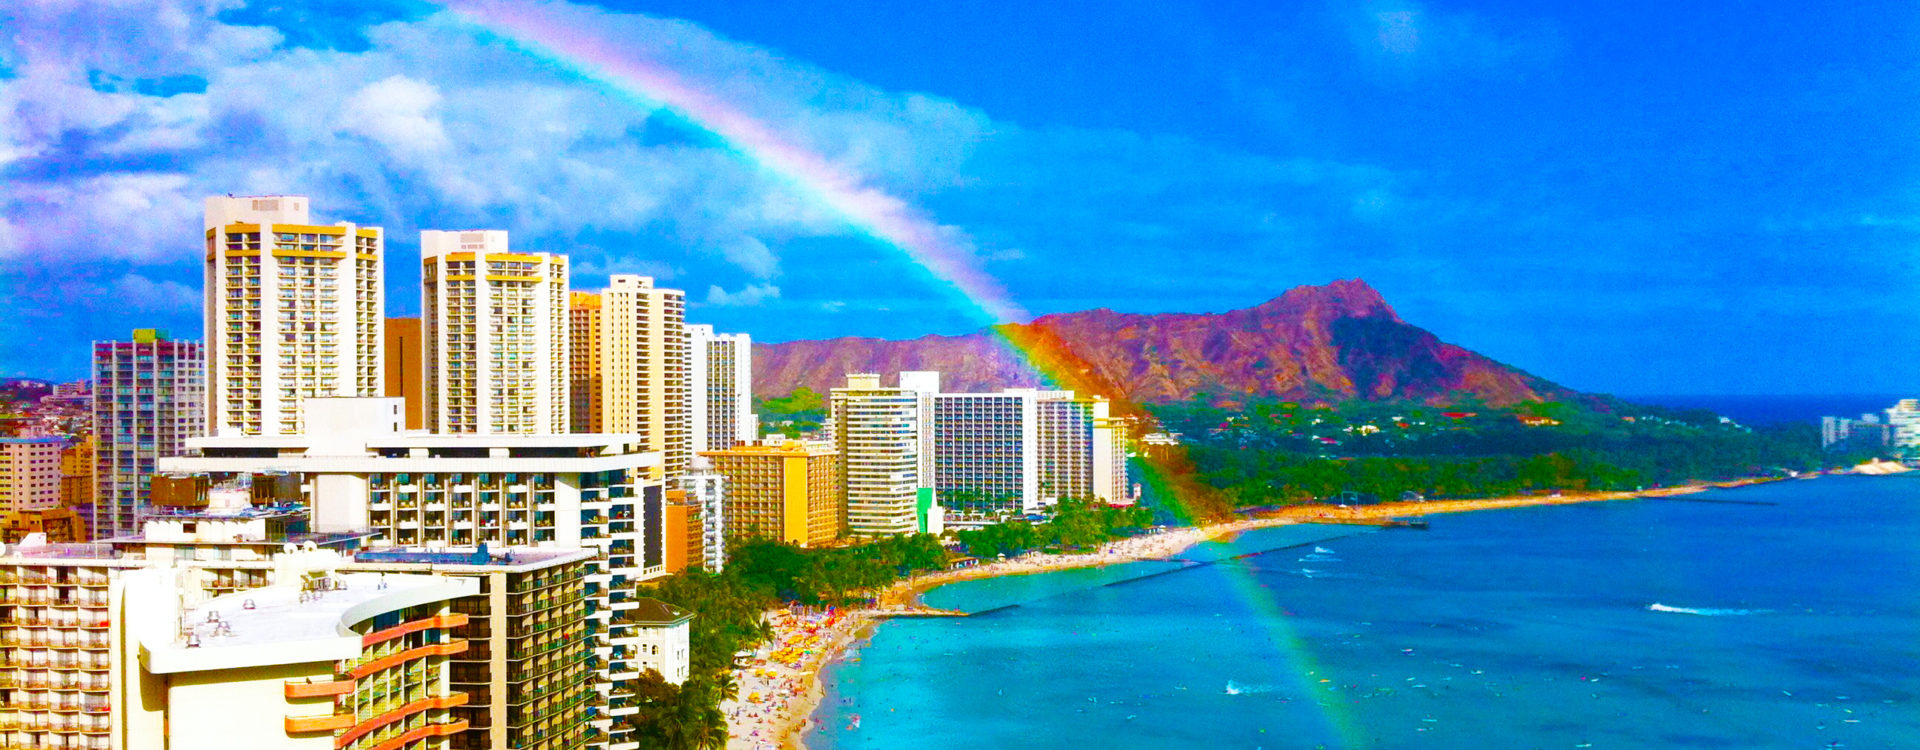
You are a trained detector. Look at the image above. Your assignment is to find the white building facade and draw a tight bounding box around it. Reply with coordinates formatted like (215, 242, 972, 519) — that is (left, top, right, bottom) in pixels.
(683, 459, 727, 572)
(1887, 399, 1920, 455)
(1035, 391, 1130, 504)
(925, 390, 1039, 523)
(421, 230, 570, 435)
(202, 195, 383, 436)
(687, 324, 756, 451)
(829, 374, 923, 536)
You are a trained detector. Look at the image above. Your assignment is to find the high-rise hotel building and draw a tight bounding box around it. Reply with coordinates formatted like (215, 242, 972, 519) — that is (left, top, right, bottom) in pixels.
(925, 389, 1040, 522)
(90, 328, 204, 539)
(203, 195, 383, 436)
(830, 373, 925, 536)
(703, 442, 840, 547)
(573, 276, 689, 483)
(1035, 391, 1129, 504)
(160, 397, 670, 750)
(421, 230, 570, 435)
(568, 292, 604, 434)
(687, 325, 756, 451)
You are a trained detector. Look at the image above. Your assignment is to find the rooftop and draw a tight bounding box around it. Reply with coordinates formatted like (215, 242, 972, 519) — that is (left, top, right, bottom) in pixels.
(623, 597, 692, 626)
(145, 571, 475, 674)
(141, 503, 309, 521)
(703, 442, 838, 457)
(103, 529, 374, 548)
(352, 545, 594, 571)
(0, 543, 122, 561)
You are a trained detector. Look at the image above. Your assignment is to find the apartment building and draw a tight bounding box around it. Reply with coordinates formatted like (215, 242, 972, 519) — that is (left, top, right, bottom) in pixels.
(56, 438, 90, 511)
(702, 442, 839, 547)
(682, 462, 726, 572)
(1887, 399, 1920, 454)
(567, 293, 603, 434)
(687, 325, 755, 451)
(421, 231, 569, 435)
(350, 547, 598, 750)
(91, 329, 204, 539)
(203, 195, 382, 436)
(829, 374, 924, 536)
(576, 276, 689, 485)
(0, 439, 62, 515)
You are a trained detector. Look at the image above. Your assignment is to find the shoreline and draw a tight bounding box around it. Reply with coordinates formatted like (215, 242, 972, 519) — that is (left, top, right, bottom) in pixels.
(729, 477, 1779, 750)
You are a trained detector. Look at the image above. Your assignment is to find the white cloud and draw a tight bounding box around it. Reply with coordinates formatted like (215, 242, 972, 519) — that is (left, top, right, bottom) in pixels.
(706, 283, 780, 307)
(340, 75, 452, 158)
(0, 0, 1397, 340)
(109, 273, 200, 312)
(721, 236, 779, 279)
(1355, 1, 1561, 73)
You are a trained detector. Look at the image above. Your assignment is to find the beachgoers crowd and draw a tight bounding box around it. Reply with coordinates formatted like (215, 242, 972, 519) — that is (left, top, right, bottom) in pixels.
(724, 607, 861, 750)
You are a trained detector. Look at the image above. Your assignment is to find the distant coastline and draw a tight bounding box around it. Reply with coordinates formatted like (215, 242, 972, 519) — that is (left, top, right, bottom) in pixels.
(729, 475, 1800, 750)
(1623, 394, 1907, 426)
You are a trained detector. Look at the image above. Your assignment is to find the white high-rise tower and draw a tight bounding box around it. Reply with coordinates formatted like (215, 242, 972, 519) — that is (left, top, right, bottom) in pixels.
(420, 230, 570, 434)
(688, 324, 756, 450)
(203, 195, 384, 436)
(830, 373, 924, 536)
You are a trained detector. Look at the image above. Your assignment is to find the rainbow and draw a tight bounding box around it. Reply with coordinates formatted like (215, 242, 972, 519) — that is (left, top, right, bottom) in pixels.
(438, 4, 1362, 746)
(444, 0, 1026, 327)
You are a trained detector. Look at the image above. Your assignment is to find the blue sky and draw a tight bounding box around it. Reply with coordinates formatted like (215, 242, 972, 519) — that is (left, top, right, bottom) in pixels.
(1, 0, 1915, 395)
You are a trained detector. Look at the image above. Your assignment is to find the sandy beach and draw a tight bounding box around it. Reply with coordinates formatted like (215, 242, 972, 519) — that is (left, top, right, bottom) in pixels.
(726, 480, 1764, 749)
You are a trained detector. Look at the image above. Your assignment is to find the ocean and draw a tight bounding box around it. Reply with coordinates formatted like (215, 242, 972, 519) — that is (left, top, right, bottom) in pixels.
(807, 475, 1920, 749)
(1623, 394, 1905, 426)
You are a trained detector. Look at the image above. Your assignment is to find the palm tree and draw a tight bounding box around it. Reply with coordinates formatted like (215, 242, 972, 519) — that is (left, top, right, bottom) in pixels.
(713, 670, 739, 702)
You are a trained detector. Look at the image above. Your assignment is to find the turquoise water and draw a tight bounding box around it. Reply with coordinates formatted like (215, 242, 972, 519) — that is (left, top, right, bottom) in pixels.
(809, 477, 1920, 749)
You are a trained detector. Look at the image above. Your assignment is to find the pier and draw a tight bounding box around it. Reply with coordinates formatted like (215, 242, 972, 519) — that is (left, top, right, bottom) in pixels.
(1298, 517, 1429, 529)
(869, 606, 970, 618)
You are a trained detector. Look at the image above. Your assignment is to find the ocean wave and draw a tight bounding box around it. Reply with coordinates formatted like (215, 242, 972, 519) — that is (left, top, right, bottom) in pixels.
(1224, 680, 1276, 695)
(1647, 603, 1770, 616)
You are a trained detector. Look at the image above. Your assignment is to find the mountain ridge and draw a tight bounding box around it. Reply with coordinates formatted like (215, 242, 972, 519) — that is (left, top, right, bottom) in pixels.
(752, 279, 1573, 407)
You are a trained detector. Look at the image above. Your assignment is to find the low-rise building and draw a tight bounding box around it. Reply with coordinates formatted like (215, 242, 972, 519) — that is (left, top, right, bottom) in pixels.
(0, 508, 84, 544)
(620, 598, 690, 686)
(0, 438, 63, 515)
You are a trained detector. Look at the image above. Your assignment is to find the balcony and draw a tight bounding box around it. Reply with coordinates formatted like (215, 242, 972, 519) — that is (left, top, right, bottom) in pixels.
(284, 678, 356, 699)
(284, 712, 356, 734)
